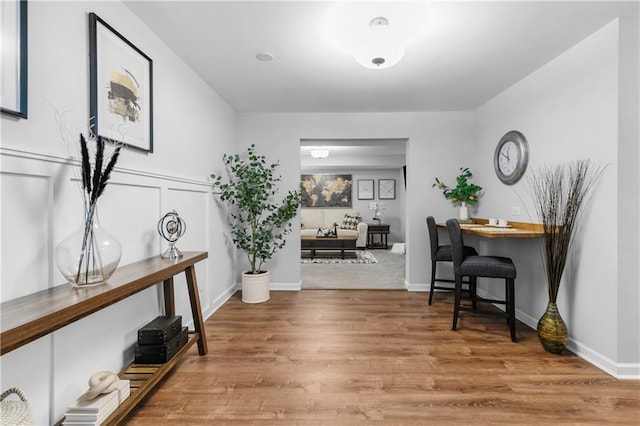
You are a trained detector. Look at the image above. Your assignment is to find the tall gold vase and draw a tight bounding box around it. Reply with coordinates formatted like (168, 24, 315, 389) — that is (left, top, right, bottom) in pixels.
(537, 302, 568, 354)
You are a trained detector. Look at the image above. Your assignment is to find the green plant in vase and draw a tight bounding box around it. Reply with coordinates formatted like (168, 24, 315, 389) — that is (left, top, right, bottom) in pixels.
(433, 167, 483, 220)
(211, 144, 302, 303)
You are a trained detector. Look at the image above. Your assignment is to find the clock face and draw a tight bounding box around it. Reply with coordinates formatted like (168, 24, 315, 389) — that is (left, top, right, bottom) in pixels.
(498, 141, 519, 176)
(494, 131, 529, 185)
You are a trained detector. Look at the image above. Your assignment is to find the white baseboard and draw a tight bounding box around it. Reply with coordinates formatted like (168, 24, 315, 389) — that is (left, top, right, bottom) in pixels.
(405, 281, 428, 291)
(410, 285, 640, 379)
(203, 285, 237, 321)
(514, 301, 640, 379)
(270, 281, 302, 291)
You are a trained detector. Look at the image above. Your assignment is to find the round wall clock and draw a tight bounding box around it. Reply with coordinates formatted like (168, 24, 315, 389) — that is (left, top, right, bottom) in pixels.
(494, 130, 529, 185)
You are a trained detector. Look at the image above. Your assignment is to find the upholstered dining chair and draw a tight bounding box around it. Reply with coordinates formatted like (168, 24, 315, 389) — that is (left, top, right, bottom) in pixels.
(426, 216, 478, 305)
(446, 218, 518, 342)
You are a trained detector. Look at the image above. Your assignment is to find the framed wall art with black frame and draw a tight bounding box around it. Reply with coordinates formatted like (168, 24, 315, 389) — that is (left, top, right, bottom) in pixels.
(1, 0, 28, 118)
(357, 179, 374, 200)
(301, 174, 352, 208)
(378, 179, 396, 200)
(89, 13, 154, 153)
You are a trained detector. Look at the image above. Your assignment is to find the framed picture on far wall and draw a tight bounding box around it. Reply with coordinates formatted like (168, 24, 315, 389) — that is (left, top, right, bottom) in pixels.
(357, 179, 374, 200)
(89, 13, 154, 152)
(379, 179, 396, 200)
(1, 0, 28, 118)
(301, 174, 352, 208)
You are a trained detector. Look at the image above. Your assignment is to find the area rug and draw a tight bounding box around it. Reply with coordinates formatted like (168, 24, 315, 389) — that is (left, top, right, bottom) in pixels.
(300, 250, 377, 264)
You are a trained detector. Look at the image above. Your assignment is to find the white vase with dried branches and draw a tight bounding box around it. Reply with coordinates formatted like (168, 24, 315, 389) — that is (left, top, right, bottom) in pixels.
(528, 160, 604, 353)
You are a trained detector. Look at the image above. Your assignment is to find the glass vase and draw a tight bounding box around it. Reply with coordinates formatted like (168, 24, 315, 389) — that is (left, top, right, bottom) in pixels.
(55, 206, 121, 287)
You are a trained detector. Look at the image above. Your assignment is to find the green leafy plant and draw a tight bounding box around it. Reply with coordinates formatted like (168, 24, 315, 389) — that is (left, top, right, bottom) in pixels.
(433, 167, 483, 205)
(211, 144, 302, 274)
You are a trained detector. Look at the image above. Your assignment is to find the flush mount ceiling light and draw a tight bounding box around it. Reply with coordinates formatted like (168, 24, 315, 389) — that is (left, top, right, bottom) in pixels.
(256, 52, 274, 62)
(353, 16, 405, 69)
(325, 3, 430, 71)
(310, 147, 330, 159)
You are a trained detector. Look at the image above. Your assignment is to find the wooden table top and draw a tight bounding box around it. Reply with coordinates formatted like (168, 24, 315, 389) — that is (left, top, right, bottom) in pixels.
(0, 251, 208, 355)
(301, 235, 357, 241)
(437, 218, 544, 239)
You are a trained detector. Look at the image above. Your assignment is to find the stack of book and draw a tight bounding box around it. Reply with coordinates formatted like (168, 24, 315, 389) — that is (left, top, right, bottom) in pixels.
(63, 380, 129, 426)
(135, 315, 187, 364)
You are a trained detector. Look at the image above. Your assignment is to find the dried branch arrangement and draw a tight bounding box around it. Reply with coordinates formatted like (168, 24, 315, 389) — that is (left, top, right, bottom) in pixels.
(75, 134, 121, 284)
(527, 160, 605, 302)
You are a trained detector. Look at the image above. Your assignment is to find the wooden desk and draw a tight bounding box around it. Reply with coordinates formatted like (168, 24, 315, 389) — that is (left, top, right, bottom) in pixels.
(438, 218, 544, 239)
(1, 251, 209, 425)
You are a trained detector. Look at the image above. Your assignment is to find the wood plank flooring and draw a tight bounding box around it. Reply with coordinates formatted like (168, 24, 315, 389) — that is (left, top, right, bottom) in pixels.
(126, 290, 640, 425)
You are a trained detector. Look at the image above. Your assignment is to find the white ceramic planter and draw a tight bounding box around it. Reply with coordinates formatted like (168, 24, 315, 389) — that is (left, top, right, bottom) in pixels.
(242, 270, 270, 303)
(459, 202, 469, 221)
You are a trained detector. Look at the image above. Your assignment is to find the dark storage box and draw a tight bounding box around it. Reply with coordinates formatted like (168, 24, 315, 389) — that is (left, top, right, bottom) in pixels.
(137, 315, 182, 345)
(135, 327, 189, 364)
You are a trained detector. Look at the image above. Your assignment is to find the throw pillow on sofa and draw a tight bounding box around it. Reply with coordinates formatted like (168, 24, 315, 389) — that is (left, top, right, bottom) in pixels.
(340, 214, 360, 230)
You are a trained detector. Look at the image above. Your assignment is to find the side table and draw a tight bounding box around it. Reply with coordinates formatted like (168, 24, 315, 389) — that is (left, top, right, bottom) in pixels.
(367, 223, 390, 249)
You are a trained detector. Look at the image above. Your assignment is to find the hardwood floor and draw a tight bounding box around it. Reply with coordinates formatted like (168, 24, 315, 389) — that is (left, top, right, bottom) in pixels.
(126, 290, 640, 425)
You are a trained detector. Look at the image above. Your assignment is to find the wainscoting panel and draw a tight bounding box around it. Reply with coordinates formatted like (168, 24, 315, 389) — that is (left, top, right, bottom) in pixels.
(0, 148, 230, 424)
(98, 182, 162, 265)
(1, 172, 52, 301)
(164, 187, 210, 325)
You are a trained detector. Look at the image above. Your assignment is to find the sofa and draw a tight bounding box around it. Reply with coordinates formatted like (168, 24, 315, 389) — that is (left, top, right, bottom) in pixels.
(301, 209, 368, 248)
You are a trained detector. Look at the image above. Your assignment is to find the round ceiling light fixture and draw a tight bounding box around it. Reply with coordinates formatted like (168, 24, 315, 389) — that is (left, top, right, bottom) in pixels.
(310, 147, 330, 159)
(256, 52, 274, 62)
(353, 16, 405, 70)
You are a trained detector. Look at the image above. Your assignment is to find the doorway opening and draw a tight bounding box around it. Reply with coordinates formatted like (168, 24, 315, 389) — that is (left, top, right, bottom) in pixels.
(299, 138, 408, 289)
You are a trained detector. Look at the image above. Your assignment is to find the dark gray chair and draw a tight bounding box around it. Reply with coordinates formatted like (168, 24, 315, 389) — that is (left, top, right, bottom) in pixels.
(426, 216, 477, 305)
(446, 218, 518, 342)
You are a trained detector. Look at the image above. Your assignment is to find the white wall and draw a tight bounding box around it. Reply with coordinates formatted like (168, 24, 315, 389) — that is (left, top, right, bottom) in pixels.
(475, 19, 639, 377)
(0, 1, 237, 424)
(236, 111, 477, 288)
(616, 16, 640, 373)
(353, 168, 406, 244)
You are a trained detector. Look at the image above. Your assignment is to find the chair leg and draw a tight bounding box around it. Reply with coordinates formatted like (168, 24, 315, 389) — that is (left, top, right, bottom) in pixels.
(507, 278, 516, 342)
(452, 274, 463, 331)
(469, 276, 477, 310)
(428, 261, 437, 305)
(505, 279, 510, 325)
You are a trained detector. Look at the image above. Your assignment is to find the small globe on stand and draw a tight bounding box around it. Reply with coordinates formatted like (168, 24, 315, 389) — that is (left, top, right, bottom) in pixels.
(157, 210, 187, 260)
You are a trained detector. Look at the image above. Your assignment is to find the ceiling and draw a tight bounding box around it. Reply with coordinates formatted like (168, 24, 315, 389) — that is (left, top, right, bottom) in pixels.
(124, 1, 637, 167)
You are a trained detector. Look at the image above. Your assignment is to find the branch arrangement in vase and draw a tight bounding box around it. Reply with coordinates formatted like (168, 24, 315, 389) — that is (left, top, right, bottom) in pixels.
(74, 134, 121, 284)
(79, 134, 121, 212)
(527, 160, 605, 303)
(527, 159, 604, 354)
(432, 167, 483, 205)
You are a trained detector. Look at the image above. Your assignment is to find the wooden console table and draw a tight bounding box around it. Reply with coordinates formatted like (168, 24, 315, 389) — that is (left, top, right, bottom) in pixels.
(0, 251, 209, 425)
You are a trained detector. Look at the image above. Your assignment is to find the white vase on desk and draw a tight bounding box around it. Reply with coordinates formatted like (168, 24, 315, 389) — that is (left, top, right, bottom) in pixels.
(459, 202, 469, 221)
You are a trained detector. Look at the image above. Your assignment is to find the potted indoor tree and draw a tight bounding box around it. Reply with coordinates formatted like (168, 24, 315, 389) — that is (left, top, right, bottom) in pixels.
(211, 144, 301, 303)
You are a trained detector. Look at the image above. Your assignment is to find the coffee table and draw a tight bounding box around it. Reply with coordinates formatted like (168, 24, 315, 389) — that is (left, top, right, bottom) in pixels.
(301, 235, 357, 259)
